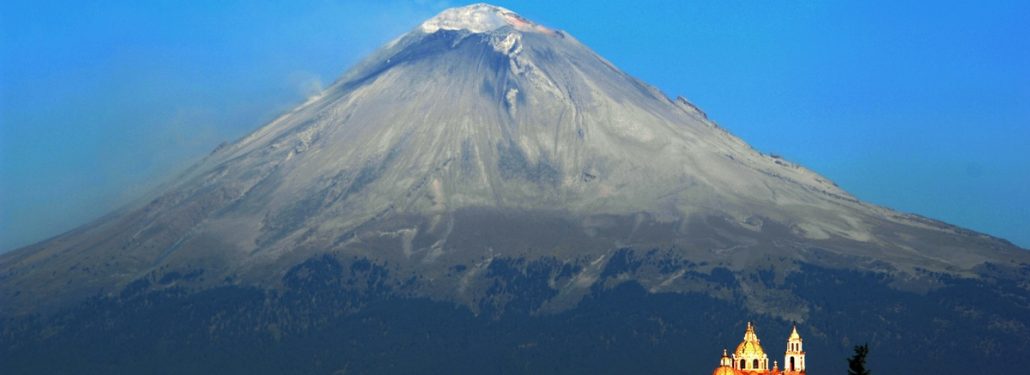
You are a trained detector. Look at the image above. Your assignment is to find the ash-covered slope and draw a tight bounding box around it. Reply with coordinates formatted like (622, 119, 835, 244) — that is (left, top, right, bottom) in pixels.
(2, 5, 1029, 373)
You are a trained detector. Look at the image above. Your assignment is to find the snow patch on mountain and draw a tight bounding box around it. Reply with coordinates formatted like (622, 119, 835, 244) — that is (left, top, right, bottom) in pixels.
(420, 3, 551, 34)
(492, 32, 522, 55)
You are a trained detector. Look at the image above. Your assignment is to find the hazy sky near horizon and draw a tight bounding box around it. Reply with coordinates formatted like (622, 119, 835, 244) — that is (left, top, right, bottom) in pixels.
(1, 0, 1028, 251)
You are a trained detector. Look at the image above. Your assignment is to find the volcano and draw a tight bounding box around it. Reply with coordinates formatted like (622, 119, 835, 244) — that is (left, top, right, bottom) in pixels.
(3, 4, 1028, 374)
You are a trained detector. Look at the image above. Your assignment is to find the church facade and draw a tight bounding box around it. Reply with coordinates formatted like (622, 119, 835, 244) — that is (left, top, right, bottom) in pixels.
(711, 322, 807, 375)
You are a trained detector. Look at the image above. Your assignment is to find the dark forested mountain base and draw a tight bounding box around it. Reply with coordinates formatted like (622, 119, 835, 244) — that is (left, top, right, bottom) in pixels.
(3, 253, 1027, 374)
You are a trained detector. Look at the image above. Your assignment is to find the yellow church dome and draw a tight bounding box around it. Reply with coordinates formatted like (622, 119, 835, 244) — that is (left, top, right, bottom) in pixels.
(734, 339, 766, 357)
(733, 322, 766, 357)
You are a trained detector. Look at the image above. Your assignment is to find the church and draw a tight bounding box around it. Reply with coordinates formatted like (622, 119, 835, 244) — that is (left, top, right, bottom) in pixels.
(711, 322, 807, 375)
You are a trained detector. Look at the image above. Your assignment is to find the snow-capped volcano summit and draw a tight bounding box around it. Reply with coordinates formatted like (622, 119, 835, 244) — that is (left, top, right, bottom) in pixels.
(419, 3, 551, 34)
(4, 0, 1026, 314)
(2, 4, 1029, 373)
(3, 0, 1026, 315)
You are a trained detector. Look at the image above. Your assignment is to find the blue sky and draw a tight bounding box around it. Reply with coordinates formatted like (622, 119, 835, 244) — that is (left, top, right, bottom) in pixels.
(1, 0, 1028, 251)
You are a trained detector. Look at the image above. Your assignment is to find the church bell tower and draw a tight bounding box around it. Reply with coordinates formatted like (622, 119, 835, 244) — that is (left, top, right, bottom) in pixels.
(784, 323, 806, 373)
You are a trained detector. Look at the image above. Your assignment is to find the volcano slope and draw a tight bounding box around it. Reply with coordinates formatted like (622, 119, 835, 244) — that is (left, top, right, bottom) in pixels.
(2, 4, 1028, 374)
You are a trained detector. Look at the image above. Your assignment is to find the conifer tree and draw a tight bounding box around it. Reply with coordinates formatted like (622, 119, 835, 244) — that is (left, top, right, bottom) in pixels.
(847, 344, 870, 375)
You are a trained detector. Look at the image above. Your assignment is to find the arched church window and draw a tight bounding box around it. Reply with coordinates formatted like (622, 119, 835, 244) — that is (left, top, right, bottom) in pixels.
(753, 359, 759, 368)
(740, 359, 746, 369)
(790, 356, 795, 371)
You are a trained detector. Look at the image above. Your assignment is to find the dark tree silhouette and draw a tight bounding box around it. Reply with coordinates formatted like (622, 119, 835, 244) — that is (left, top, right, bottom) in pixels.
(848, 344, 870, 375)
